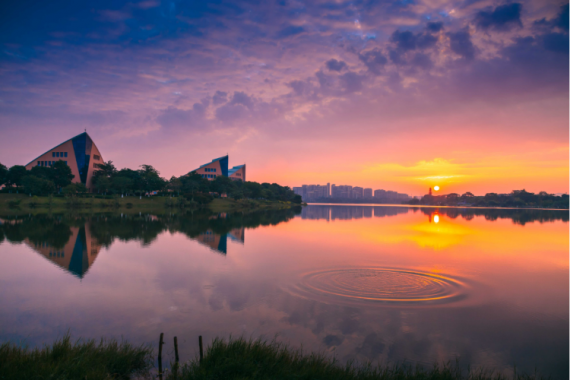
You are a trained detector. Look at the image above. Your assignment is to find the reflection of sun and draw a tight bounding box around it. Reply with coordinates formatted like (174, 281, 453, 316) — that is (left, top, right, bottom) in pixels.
(434, 186, 440, 191)
(434, 215, 440, 223)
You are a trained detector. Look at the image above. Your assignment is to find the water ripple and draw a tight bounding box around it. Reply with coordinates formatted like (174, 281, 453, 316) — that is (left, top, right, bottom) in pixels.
(292, 268, 468, 306)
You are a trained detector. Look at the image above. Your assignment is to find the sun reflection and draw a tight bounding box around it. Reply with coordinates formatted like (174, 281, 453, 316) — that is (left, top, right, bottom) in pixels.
(434, 215, 440, 224)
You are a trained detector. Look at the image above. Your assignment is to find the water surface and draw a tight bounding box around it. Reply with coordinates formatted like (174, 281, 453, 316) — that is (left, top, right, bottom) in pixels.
(0, 205, 567, 378)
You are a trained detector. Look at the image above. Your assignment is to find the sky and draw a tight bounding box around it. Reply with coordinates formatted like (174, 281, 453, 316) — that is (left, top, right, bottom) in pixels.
(0, 0, 568, 196)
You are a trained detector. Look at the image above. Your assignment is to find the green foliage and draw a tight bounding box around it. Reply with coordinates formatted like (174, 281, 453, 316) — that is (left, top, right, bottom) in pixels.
(22, 175, 56, 196)
(51, 160, 75, 188)
(6, 165, 27, 187)
(167, 337, 542, 380)
(7, 199, 21, 208)
(0, 334, 153, 380)
(62, 183, 87, 196)
(0, 162, 7, 187)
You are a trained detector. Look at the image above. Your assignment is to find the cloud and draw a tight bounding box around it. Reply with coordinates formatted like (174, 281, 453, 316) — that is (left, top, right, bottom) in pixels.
(390, 30, 437, 51)
(426, 22, 444, 33)
(275, 25, 305, 39)
(212, 91, 228, 105)
(156, 103, 206, 130)
(448, 29, 476, 59)
(326, 59, 347, 72)
(474, 3, 523, 32)
(358, 48, 388, 75)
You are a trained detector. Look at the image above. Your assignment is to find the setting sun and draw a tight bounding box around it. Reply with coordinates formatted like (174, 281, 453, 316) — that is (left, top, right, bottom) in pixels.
(434, 186, 440, 191)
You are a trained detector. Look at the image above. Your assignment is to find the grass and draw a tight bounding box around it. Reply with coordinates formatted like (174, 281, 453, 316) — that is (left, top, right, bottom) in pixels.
(0, 193, 298, 214)
(0, 334, 153, 380)
(166, 337, 544, 380)
(0, 335, 547, 380)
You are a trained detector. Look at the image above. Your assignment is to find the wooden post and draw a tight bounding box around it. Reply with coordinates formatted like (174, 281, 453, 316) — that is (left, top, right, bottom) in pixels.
(199, 335, 204, 364)
(158, 333, 164, 380)
(173, 336, 179, 371)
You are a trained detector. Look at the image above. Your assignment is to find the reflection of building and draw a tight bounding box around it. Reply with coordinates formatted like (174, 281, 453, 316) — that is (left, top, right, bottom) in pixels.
(194, 227, 245, 254)
(191, 155, 246, 181)
(25, 132, 104, 189)
(24, 225, 102, 278)
(301, 205, 409, 220)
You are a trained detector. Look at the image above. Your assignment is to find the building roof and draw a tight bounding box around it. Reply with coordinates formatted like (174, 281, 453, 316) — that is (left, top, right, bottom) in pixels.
(25, 132, 94, 166)
(228, 164, 245, 176)
(196, 155, 229, 170)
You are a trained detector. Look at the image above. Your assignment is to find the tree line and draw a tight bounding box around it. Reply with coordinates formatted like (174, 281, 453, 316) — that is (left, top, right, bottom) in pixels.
(0, 161, 302, 204)
(408, 190, 569, 209)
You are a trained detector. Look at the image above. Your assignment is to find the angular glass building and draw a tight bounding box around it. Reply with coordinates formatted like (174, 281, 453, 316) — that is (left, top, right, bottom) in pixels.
(25, 132, 104, 189)
(192, 155, 246, 181)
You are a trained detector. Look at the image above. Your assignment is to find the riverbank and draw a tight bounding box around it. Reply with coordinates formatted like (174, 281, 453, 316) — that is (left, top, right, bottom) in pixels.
(0, 335, 544, 380)
(0, 193, 298, 214)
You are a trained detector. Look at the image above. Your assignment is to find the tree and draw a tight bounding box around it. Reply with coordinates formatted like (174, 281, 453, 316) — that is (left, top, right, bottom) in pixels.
(168, 176, 183, 195)
(22, 175, 55, 195)
(30, 166, 53, 180)
(6, 165, 28, 187)
(94, 176, 112, 194)
(93, 161, 117, 180)
(0, 163, 8, 187)
(139, 165, 166, 194)
(112, 177, 134, 196)
(461, 192, 474, 198)
(62, 183, 87, 196)
(51, 160, 74, 189)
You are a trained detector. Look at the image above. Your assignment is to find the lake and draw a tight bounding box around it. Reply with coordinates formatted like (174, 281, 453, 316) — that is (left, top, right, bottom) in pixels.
(0, 205, 568, 378)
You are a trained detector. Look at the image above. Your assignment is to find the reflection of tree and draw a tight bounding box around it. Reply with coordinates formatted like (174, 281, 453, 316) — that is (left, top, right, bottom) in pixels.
(0, 207, 302, 250)
(420, 208, 569, 225)
(1, 216, 73, 248)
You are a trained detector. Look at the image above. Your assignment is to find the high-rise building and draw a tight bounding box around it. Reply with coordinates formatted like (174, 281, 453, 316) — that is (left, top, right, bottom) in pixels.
(353, 186, 364, 199)
(25, 132, 104, 190)
(331, 185, 352, 198)
(363, 188, 373, 198)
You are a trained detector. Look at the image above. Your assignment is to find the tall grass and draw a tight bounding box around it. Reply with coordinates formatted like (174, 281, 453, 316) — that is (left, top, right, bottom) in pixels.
(168, 337, 543, 380)
(0, 334, 153, 380)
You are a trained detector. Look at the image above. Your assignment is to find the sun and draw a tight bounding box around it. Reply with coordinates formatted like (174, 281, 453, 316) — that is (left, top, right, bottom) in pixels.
(434, 186, 440, 191)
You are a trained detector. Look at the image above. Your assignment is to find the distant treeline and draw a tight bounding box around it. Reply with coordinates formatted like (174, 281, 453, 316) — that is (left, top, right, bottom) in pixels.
(409, 190, 568, 209)
(0, 161, 302, 204)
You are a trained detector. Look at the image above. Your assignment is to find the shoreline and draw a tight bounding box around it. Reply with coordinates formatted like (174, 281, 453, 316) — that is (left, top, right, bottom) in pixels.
(306, 202, 569, 211)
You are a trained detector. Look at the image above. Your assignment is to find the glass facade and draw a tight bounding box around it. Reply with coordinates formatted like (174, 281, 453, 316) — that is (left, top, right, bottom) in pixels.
(72, 133, 92, 185)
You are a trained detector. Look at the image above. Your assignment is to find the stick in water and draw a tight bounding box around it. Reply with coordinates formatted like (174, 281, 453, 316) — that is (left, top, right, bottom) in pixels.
(174, 336, 179, 369)
(199, 335, 204, 364)
(158, 333, 164, 380)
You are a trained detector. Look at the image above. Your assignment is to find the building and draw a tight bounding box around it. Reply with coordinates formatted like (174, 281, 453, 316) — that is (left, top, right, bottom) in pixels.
(191, 155, 246, 181)
(25, 132, 104, 190)
(228, 165, 246, 181)
(352, 186, 364, 199)
(363, 188, 373, 198)
(331, 185, 352, 198)
(293, 184, 330, 201)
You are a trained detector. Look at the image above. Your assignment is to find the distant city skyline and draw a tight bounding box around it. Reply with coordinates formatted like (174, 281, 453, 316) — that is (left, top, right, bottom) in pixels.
(293, 183, 412, 202)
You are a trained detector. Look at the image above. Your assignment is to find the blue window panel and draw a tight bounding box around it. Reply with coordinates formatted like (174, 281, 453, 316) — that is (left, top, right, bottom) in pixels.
(57, 152, 60, 157)
(64, 152, 68, 157)
(52, 152, 55, 157)
(219, 156, 228, 177)
(72, 133, 92, 185)
(37, 161, 40, 166)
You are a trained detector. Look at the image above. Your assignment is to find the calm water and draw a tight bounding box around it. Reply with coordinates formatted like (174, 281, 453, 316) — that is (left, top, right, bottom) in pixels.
(0, 206, 568, 378)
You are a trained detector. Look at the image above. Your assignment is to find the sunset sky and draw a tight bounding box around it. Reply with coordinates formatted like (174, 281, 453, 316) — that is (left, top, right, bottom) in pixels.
(0, 0, 568, 196)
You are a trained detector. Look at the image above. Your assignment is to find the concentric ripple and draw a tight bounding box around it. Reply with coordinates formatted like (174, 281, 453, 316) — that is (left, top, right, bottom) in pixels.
(292, 268, 467, 305)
